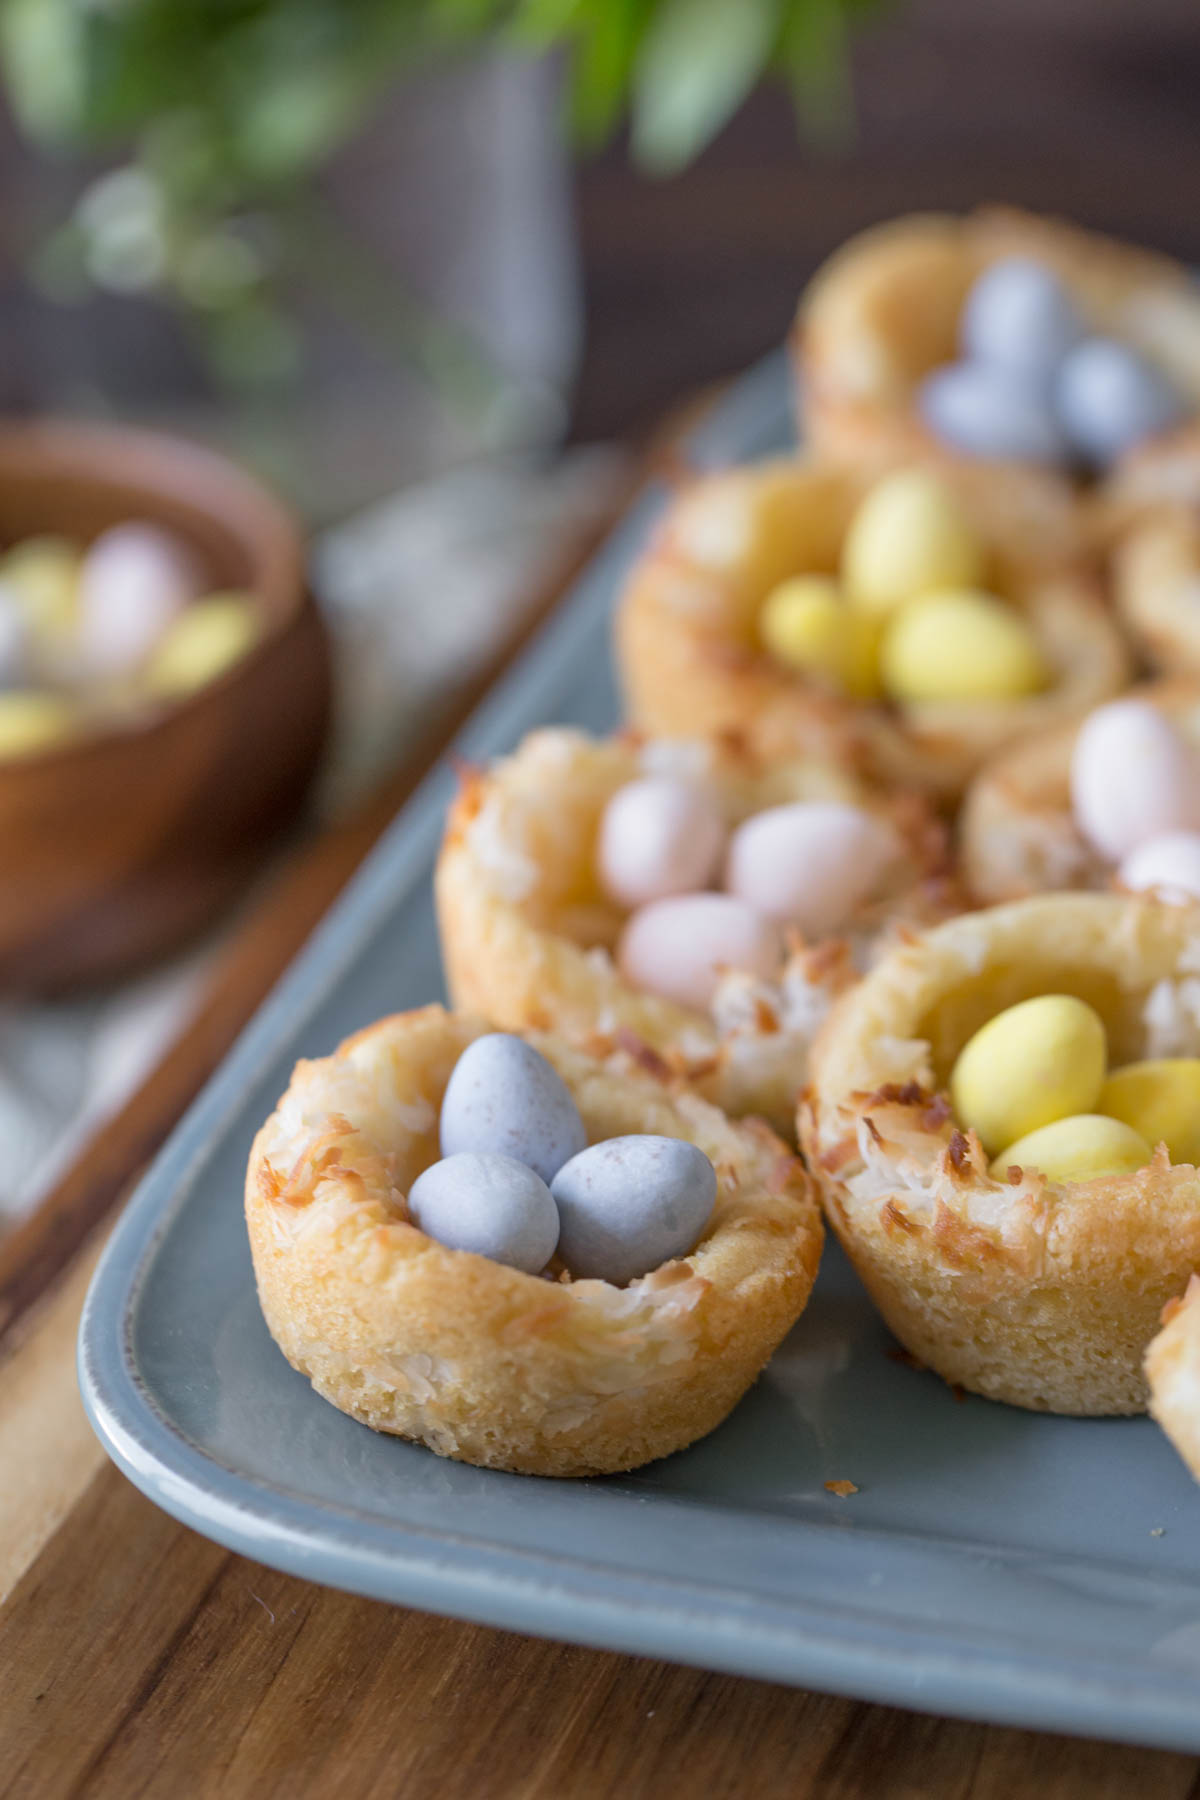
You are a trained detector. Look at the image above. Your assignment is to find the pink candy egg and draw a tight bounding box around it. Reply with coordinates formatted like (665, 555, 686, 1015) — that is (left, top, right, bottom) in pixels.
(617, 893, 781, 1012)
(1119, 831, 1200, 904)
(597, 776, 727, 909)
(78, 522, 203, 678)
(724, 801, 900, 939)
(1071, 700, 1200, 863)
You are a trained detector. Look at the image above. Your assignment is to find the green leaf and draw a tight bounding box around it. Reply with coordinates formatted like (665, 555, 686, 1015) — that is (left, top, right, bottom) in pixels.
(631, 0, 779, 174)
(780, 0, 855, 143)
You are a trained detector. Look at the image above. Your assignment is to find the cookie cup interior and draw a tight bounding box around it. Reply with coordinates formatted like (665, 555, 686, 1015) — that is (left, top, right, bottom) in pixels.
(800, 894, 1200, 1415)
(615, 454, 1127, 800)
(246, 1005, 823, 1477)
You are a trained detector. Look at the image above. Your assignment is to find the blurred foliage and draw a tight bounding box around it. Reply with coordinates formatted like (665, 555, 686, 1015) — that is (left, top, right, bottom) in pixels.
(0, 0, 885, 391)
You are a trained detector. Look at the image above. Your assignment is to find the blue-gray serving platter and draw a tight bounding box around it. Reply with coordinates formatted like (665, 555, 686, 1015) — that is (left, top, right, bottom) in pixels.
(80, 354, 1200, 1753)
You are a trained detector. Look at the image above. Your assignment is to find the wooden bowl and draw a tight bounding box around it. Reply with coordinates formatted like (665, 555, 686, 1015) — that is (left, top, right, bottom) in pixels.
(0, 420, 331, 991)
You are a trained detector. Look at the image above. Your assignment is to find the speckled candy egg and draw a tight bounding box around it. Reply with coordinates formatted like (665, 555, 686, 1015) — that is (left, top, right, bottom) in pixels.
(724, 801, 899, 939)
(551, 1135, 717, 1285)
(78, 522, 203, 678)
(1119, 831, 1200, 904)
(597, 775, 727, 909)
(1055, 337, 1184, 467)
(960, 258, 1082, 381)
(407, 1150, 559, 1274)
(617, 893, 782, 1012)
(440, 1033, 587, 1186)
(919, 362, 1067, 464)
(1070, 700, 1200, 862)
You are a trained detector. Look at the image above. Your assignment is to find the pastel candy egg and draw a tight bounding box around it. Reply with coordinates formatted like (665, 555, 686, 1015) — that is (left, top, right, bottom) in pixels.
(724, 801, 899, 939)
(950, 993, 1107, 1157)
(597, 775, 726, 909)
(1119, 830, 1200, 903)
(78, 522, 202, 677)
(919, 362, 1068, 464)
(841, 469, 983, 618)
(0, 537, 80, 648)
(617, 894, 782, 1012)
(0, 586, 31, 686)
(141, 592, 260, 699)
(0, 690, 78, 759)
(960, 257, 1082, 380)
(440, 1033, 587, 1186)
(758, 576, 881, 698)
(989, 1114, 1151, 1184)
(1055, 337, 1185, 467)
(551, 1135, 717, 1285)
(1070, 699, 1200, 862)
(1099, 1059, 1200, 1165)
(407, 1151, 559, 1274)
(880, 588, 1047, 703)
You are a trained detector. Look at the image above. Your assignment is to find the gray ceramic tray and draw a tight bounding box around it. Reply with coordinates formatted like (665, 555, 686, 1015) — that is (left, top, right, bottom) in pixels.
(81, 353, 1200, 1753)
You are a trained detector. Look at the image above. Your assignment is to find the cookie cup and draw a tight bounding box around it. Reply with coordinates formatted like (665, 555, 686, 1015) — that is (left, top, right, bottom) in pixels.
(794, 206, 1200, 468)
(960, 680, 1200, 903)
(615, 454, 1127, 800)
(1146, 1277, 1200, 1483)
(1093, 428, 1200, 674)
(247, 1006, 822, 1477)
(800, 894, 1200, 1415)
(435, 726, 949, 1136)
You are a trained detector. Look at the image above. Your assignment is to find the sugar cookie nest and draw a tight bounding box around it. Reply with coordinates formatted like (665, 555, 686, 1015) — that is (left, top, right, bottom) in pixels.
(960, 680, 1200, 904)
(435, 726, 949, 1137)
(794, 206, 1200, 468)
(1146, 1277, 1200, 1483)
(614, 455, 1126, 799)
(1094, 428, 1200, 675)
(800, 894, 1200, 1415)
(246, 1005, 822, 1476)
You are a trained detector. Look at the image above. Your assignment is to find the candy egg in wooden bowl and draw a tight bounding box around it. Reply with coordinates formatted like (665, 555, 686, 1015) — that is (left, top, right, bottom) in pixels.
(0, 420, 330, 990)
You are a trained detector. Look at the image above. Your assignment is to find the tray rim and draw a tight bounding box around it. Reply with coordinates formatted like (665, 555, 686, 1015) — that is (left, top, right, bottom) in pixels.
(78, 352, 1200, 1754)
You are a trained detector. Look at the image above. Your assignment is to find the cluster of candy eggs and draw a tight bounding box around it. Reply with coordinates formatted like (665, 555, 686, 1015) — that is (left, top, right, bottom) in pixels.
(597, 772, 900, 1012)
(408, 1033, 716, 1285)
(0, 522, 262, 759)
(759, 467, 1047, 706)
(920, 257, 1185, 469)
(951, 992, 1200, 1184)
(1071, 697, 1200, 901)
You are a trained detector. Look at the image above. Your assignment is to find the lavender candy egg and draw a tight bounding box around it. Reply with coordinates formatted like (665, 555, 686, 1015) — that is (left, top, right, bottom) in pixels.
(407, 1151, 559, 1275)
(725, 801, 900, 940)
(551, 1136, 717, 1286)
(617, 893, 782, 1012)
(960, 257, 1082, 381)
(1055, 337, 1185, 467)
(597, 775, 727, 909)
(440, 1033, 587, 1186)
(1119, 831, 1200, 904)
(1070, 699, 1200, 862)
(77, 521, 203, 678)
(919, 362, 1068, 464)
(0, 584, 31, 687)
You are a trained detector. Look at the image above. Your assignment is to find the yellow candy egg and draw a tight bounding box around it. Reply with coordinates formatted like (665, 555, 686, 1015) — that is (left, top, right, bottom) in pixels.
(841, 469, 984, 619)
(1, 536, 80, 645)
(142, 593, 260, 699)
(1098, 1059, 1200, 1165)
(989, 1114, 1152, 1184)
(950, 993, 1107, 1157)
(759, 575, 881, 699)
(880, 588, 1048, 704)
(0, 690, 78, 759)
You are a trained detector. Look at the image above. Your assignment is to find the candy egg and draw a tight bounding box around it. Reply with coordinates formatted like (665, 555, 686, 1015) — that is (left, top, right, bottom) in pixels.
(1069, 699, 1200, 863)
(919, 362, 1068, 464)
(1055, 337, 1184, 467)
(1099, 1059, 1200, 1165)
(440, 1033, 587, 1186)
(880, 588, 1047, 704)
(0, 537, 80, 649)
(758, 576, 881, 699)
(597, 775, 727, 910)
(724, 801, 899, 939)
(0, 690, 79, 759)
(141, 592, 260, 699)
(0, 586, 31, 686)
(989, 1114, 1151, 1184)
(950, 993, 1107, 1157)
(1119, 830, 1200, 903)
(551, 1135, 717, 1286)
(407, 1150, 559, 1274)
(78, 522, 202, 678)
(617, 894, 782, 1012)
(960, 257, 1082, 380)
(841, 469, 983, 618)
